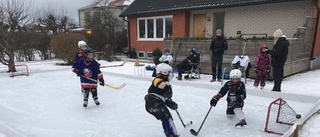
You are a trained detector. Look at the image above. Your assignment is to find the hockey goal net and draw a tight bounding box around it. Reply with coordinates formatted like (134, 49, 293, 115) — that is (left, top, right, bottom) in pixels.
(10, 64, 29, 77)
(264, 98, 299, 135)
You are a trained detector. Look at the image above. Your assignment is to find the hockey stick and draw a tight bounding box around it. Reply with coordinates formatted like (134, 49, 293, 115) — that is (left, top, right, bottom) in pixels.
(80, 75, 126, 90)
(190, 106, 213, 136)
(176, 109, 193, 128)
(100, 57, 127, 68)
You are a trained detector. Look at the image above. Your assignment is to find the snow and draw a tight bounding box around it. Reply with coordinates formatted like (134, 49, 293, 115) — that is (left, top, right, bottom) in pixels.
(0, 59, 320, 137)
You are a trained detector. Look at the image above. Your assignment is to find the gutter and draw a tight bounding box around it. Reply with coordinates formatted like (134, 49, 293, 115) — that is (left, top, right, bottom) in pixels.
(311, 0, 320, 60)
(122, 17, 131, 52)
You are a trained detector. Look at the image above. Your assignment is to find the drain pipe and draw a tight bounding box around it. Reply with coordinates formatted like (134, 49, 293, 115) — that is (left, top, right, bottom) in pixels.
(310, 0, 319, 60)
(122, 16, 131, 52)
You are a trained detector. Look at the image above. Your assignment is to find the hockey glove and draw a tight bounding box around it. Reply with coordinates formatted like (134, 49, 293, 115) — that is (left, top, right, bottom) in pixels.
(210, 95, 219, 107)
(99, 78, 105, 86)
(74, 69, 81, 76)
(254, 68, 259, 74)
(236, 95, 244, 103)
(165, 99, 178, 110)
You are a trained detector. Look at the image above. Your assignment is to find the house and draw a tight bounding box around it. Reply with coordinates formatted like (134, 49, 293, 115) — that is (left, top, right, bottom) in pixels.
(119, 0, 320, 70)
(78, 0, 134, 28)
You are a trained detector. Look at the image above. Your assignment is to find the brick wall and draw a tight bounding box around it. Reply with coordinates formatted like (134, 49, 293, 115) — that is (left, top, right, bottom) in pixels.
(190, 1, 312, 38)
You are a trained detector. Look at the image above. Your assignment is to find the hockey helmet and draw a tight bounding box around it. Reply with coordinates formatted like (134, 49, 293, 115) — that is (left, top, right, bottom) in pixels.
(230, 69, 242, 79)
(83, 48, 94, 61)
(78, 40, 87, 48)
(156, 63, 173, 81)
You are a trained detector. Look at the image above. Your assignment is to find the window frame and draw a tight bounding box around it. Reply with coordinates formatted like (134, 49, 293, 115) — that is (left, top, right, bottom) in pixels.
(137, 15, 173, 41)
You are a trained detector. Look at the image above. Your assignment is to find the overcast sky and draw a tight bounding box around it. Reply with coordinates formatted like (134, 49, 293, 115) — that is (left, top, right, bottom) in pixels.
(30, 0, 94, 25)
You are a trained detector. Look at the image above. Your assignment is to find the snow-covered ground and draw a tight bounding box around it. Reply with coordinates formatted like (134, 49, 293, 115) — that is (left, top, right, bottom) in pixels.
(0, 59, 319, 137)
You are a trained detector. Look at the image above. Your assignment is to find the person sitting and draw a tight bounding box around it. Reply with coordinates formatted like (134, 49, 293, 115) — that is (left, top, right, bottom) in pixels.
(159, 49, 173, 65)
(176, 48, 200, 80)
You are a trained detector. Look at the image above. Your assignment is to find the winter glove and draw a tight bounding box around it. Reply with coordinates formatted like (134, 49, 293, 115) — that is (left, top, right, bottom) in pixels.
(267, 67, 271, 73)
(99, 78, 105, 86)
(254, 68, 259, 74)
(236, 95, 244, 103)
(165, 99, 178, 110)
(74, 69, 81, 76)
(210, 95, 219, 107)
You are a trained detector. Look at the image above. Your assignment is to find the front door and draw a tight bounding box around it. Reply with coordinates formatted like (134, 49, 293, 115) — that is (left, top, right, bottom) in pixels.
(213, 12, 225, 34)
(193, 14, 206, 37)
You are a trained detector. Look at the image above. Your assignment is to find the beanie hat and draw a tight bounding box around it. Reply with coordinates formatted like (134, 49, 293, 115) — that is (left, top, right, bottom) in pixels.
(191, 48, 198, 54)
(216, 29, 222, 33)
(273, 29, 283, 38)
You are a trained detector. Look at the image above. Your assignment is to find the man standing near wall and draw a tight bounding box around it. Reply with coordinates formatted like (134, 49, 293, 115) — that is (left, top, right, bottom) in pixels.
(210, 29, 228, 82)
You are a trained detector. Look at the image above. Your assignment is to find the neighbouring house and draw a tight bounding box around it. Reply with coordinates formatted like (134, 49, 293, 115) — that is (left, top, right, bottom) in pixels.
(78, 0, 134, 28)
(119, 0, 320, 73)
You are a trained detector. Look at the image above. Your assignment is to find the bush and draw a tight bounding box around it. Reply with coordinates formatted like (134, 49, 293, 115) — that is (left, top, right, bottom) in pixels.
(51, 33, 87, 64)
(152, 48, 162, 57)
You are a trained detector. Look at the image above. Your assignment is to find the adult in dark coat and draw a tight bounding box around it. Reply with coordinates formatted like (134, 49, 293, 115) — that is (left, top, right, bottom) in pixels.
(176, 48, 200, 80)
(262, 29, 289, 92)
(210, 29, 228, 82)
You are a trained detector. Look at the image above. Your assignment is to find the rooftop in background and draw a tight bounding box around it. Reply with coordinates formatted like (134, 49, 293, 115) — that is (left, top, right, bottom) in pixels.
(119, 0, 305, 17)
(78, 0, 134, 10)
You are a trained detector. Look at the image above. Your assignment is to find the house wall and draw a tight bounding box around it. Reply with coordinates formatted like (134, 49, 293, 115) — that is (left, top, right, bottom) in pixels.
(129, 12, 189, 57)
(310, 0, 320, 69)
(189, 1, 312, 38)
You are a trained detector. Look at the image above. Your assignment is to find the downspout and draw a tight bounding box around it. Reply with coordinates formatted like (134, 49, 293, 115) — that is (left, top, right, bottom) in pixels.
(311, 0, 320, 60)
(122, 17, 131, 52)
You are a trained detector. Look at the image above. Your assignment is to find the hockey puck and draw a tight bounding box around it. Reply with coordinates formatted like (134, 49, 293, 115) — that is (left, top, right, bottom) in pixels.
(296, 114, 301, 119)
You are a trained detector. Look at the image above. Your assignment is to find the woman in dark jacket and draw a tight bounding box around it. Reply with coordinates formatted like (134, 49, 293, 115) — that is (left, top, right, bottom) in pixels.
(262, 29, 289, 92)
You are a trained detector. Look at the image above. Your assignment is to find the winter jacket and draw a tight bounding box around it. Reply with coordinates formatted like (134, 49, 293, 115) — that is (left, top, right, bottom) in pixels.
(210, 36, 228, 56)
(266, 37, 289, 68)
(254, 53, 270, 77)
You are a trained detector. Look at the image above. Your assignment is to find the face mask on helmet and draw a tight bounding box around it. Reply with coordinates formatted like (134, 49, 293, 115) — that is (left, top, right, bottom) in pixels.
(156, 63, 173, 81)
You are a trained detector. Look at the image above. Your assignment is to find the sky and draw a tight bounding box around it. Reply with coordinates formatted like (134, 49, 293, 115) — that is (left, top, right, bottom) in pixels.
(30, 0, 94, 25)
(0, 58, 320, 137)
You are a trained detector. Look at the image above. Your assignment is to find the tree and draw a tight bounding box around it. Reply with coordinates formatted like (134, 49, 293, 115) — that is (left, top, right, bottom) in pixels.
(0, 0, 32, 71)
(51, 33, 87, 64)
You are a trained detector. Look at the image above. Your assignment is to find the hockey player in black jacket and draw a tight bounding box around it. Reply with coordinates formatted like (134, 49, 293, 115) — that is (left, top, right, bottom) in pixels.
(210, 69, 247, 127)
(145, 63, 179, 137)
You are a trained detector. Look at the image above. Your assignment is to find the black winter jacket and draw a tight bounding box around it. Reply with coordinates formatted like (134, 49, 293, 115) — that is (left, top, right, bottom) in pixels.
(210, 36, 228, 56)
(267, 37, 289, 68)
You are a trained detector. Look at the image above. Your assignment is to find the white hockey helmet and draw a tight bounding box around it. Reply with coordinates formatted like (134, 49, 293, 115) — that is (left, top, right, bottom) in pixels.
(230, 69, 242, 79)
(156, 63, 173, 81)
(78, 40, 87, 48)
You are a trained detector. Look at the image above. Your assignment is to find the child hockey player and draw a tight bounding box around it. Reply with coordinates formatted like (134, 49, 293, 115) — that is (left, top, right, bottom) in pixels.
(74, 40, 87, 64)
(72, 48, 104, 107)
(145, 63, 180, 137)
(210, 69, 247, 127)
(254, 44, 271, 89)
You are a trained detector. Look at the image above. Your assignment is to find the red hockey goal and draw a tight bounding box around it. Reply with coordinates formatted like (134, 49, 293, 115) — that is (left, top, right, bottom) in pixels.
(264, 98, 299, 135)
(10, 64, 29, 77)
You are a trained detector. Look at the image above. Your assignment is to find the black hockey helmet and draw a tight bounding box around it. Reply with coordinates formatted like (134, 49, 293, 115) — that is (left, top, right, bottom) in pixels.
(83, 48, 94, 61)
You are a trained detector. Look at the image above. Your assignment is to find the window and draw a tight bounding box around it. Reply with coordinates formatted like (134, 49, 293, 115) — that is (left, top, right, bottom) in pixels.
(146, 52, 153, 59)
(138, 16, 173, 41)
(137, 51, 146, 58)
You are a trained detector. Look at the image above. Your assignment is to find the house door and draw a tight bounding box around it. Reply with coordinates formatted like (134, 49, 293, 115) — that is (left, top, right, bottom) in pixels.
(213, 13, 225, 34)
(193, 14, 206, 37)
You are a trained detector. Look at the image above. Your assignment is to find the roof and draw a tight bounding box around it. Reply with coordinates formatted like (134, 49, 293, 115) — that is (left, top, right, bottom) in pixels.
(119, 0, 306, 17)
(78, 0, 133, 11)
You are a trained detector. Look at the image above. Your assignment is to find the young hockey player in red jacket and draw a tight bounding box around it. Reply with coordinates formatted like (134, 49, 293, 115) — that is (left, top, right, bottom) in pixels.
(72, 48, 105, 107)
(254, 44, 271, 89)
(210, 69, 247, 127)
(145, 63, 180, 137)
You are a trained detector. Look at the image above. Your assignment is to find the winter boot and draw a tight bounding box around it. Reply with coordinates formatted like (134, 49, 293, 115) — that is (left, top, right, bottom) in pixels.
(210, 79, 216, 82)
(235, 119, 247, 127)
(164, 131, 179, 137)
(217, 79, 222, 82)
(83, 100, 88, 107)
(94, 99, 100, 106)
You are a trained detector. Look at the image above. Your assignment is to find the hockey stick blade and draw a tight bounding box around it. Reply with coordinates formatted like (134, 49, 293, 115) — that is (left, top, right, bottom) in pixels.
(184, 121, 193, 128)
(106, 83, 126, 90)
(190, 129, 198, 136)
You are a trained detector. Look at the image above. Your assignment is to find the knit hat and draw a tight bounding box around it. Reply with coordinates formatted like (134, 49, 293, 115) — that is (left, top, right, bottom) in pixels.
(216, 29, 222, 33)
(273, 29, 283, 38)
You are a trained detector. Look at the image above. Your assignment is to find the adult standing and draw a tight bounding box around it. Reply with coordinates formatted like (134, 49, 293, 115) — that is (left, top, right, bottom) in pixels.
(210, 29, 228, 82)
(262, 29, 289, 92)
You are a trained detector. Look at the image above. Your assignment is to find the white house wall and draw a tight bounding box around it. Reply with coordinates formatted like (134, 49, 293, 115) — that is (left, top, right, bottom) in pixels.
(189, 1, 312, 38)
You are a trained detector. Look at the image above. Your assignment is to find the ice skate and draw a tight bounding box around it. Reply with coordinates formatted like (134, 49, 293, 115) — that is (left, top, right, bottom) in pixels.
(94, 99, 100, 106)
(235, 119, 247, 127)
(83, 100, 88, 107)
(260, 86, 264, 90)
